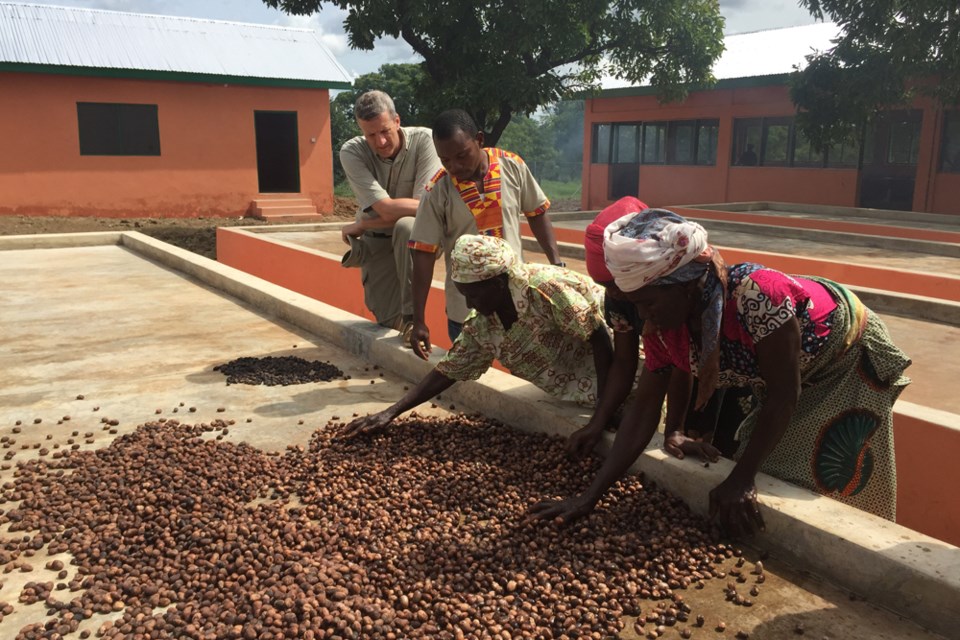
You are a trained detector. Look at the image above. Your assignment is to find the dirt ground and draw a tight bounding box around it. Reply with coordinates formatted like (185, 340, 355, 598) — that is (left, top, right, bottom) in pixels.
(0, 197, 358, 260)
(0, 197, 581, 259)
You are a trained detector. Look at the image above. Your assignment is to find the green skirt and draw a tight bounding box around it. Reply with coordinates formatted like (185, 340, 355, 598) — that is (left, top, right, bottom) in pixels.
(735, 279, 911, 520)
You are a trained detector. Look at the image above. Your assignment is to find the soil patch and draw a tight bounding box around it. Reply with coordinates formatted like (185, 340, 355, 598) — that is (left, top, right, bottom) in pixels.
(0, 195, 580, 260)
(0, 197, 358, 260)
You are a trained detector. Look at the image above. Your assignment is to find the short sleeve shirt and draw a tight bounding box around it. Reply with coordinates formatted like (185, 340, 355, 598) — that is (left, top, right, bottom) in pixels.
(605, 295, 643, 337)
(339, 126, 441, 222)
(409, 148, 550, 322)
(435, 264, 605, 405)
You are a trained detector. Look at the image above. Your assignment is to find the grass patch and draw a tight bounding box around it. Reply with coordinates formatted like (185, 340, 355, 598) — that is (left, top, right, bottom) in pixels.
(334, 181, 355, 197)
(540, 179, 581, 201)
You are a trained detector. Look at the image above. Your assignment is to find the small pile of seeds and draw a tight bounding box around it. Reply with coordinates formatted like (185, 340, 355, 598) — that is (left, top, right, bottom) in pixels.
(1, 415, 744, 639)
(213, 356, 344, 386)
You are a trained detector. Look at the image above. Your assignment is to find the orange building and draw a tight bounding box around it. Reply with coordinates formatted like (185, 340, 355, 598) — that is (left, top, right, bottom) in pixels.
(0, 3, 351, 218)
(583, 23, 960, 216)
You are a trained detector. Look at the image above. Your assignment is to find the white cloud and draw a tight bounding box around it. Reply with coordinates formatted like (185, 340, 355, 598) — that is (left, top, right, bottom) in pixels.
(720, 0, 819, 34)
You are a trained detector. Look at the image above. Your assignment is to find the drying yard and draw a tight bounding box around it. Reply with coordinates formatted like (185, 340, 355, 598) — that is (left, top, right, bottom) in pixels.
(0, 231, 956, 639)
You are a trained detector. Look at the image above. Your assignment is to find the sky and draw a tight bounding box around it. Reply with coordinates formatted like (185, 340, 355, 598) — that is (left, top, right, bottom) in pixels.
(20, 0, 822, 79)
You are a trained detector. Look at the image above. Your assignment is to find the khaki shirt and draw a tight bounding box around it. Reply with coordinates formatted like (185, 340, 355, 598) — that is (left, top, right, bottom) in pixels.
(339, 126, 441, 223)
(409, 148, 550, 322)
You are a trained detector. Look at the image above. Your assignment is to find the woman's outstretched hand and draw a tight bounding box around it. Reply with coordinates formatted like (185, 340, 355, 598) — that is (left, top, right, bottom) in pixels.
(526, 494, 598, 526)
(709, 476, 766, 537)
(340, 409, 396, 440)
(663, 431, 721, 463)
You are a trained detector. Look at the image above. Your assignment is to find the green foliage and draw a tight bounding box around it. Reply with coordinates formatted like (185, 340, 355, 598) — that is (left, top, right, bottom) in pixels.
(498, 115, 559, 168)
(791, 0, 960, 150)
(496, 100, 586, 184)
(265, 0, 724, 145)
(539, 179, 582, 203)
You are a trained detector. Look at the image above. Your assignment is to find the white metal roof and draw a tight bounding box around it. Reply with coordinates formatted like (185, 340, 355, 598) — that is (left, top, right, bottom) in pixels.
(601, 22, 841, 90)
(0, 2, 352, 87)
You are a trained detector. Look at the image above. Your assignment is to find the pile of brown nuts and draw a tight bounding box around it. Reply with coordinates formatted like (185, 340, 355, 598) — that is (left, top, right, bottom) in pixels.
(213, 356, 345, 386)
(1, 414, 742, 639)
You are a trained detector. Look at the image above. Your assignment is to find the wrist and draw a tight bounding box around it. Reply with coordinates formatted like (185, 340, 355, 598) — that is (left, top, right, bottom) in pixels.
(582, 422, 605, 437)
(582, 488, 604, 506)
(727, 462, 758, 485)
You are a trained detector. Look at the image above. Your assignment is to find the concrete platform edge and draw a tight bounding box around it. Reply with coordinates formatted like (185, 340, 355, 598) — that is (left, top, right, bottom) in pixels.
(53, 231, 960, 638)
(0, 231, 122, 250)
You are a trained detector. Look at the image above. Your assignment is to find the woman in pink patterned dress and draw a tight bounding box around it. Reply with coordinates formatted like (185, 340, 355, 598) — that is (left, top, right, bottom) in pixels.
(530, 208, 910, 535)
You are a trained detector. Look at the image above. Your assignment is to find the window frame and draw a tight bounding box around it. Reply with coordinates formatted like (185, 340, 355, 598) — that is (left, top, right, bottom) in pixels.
(611, 122, 641, 165)
(940, 110, 960, 173)
(591, 123, 613, 164)
(77, 102, 161, 157)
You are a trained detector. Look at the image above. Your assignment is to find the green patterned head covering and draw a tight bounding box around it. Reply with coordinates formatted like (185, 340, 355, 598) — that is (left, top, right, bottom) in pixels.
(450, 235, 520, 283)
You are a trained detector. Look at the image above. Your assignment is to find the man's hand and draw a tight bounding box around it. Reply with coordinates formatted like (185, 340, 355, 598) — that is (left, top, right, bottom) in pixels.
(663, 432, 721, 463)
(566, 425, 604, 459)
(526, 494, 598, 526)
(410, 320, 432, 360)
(708, 476, 766, 537)
(341, 221, 364, 245)
(340, 409, 395, 440)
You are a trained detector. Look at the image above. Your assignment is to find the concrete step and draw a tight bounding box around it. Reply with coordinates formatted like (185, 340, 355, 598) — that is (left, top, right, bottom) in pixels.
(250, 194, 321, 222)
(254, 198, 315, 208)
(253, 212, 327, 223)
(256, 192, 309, 200)
(253, 205, 319, 216)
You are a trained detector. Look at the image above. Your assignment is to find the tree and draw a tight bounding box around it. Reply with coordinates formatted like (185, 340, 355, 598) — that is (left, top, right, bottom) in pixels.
(265, 0, 725, 146)
(791, 1, 960, 150)
(329, 63, 432, 183)
(497, 114, 559, 177)
(543, 100, 585, 181)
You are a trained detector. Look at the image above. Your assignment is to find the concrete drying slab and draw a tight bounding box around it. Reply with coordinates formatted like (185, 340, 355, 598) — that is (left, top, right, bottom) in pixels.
(1, 233, 958, 640)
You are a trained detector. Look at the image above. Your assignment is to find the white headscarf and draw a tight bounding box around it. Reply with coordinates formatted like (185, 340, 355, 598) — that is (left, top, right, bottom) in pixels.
(603, 209, 710, 293)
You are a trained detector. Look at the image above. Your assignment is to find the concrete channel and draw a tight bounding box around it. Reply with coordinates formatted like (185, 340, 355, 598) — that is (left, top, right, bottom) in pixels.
(1, 232, 957, 639)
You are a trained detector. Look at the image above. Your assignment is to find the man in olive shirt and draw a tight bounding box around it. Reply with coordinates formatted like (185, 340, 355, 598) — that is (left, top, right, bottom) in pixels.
(339, 91, 442, 333)
(407, 109, 564, 358)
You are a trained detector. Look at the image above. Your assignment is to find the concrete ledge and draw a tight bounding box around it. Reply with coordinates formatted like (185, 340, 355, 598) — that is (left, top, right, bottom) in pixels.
(684, 201, 960, 227)
(0, 231, 121, 250)
(685, 216, 960, 258)
(853, 286, 960, 328)
(114, 230, 960, 638)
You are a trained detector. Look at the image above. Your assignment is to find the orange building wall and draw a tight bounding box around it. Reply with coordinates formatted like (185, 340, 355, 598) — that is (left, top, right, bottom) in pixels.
(584, 85, 960, 215)
(0, 72, 335, 218)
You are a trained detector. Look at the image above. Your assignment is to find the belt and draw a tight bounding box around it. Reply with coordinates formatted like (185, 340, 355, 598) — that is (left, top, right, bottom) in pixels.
(367, 231, 392, 238)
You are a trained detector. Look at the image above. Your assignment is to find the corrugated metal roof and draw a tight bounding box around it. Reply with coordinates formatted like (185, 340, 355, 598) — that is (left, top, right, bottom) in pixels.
(0, 2, 352, 87)
(601, 22, 841, 90)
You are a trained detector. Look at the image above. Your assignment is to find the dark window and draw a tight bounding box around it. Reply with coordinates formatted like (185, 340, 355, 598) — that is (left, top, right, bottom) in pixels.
(734, 116, 859, 168)
(732, 118, 762, 166)
(696, 120, 719, 165)
(592, 123, 612, 163)
(642, 123, 666, 163)
(826, 138, 861, 167)
(792, 128, 825, 168)
(887, 116, 921, 165)
(761, 118, 792, 166)
(612, 123, 640, 163)
(667, 121, 695, 164)
(77, 103, 160, 156)
(941, 111, 960, 172)
(664, 119, 719, 165)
